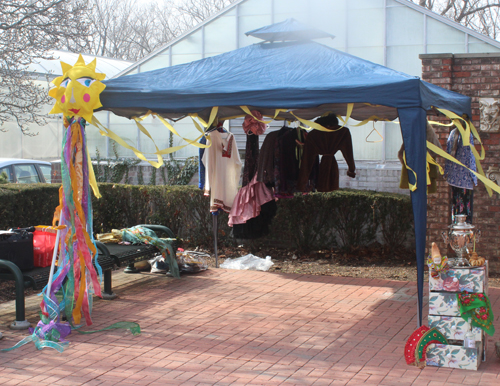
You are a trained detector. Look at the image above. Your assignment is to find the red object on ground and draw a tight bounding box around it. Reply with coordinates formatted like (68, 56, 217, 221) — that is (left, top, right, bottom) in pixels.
(33, 229, 57, 267)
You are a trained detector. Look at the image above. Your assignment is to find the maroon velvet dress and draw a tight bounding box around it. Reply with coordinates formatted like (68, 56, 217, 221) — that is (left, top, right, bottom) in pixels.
(297, 127, 356, 192)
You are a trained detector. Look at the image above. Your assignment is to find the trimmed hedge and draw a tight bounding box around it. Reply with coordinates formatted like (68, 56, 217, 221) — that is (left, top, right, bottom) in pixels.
(0, 184, 414, 251)
(0, 184, 60, 228)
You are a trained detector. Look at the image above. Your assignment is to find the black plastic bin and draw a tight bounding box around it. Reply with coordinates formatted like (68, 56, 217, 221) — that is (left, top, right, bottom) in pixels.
(0, 231, 34, 271)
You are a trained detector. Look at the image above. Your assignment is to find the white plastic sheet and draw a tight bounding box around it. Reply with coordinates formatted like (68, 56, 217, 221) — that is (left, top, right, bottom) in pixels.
(220, 254, 273, 271)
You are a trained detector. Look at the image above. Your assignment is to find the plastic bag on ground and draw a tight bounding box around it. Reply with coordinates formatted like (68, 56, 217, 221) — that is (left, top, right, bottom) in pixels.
(149, 255, 168, 273)
(220, 254, 273, 271)
(176, 251, 209, 273)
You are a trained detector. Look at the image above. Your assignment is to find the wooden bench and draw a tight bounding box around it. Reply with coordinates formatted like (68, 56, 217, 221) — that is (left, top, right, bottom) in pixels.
(0, 224, 176, 329)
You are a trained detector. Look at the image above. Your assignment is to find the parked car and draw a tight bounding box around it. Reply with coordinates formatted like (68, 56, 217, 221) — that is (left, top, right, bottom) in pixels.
(0, 158, 53, 183)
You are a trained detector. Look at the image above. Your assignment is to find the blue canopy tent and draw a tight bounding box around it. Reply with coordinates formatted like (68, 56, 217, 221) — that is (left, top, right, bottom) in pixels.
(99, 20, 472, 327)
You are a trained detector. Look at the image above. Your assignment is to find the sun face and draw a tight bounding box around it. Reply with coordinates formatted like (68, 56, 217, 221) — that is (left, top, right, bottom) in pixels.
(49, 54, 106, 123)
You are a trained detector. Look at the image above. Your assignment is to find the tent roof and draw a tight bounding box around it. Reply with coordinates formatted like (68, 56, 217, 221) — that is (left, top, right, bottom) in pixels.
(100, 39, 471, 122)
(98, 20, 473, 327)
(245, 18, 335, 42)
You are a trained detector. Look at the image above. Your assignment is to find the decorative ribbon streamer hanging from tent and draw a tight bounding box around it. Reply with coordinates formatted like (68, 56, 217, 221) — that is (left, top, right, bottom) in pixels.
(399, 110, 500, 195)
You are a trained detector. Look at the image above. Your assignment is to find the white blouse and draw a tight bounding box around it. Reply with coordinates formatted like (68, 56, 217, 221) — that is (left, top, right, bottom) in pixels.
(202, 131, 242, 213)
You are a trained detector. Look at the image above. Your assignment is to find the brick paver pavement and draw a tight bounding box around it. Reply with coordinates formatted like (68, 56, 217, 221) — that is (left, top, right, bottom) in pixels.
(0, 268, 499, 385)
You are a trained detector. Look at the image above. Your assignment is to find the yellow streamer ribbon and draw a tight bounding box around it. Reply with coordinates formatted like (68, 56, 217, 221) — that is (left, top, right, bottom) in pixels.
(239, 106, 287, 124)
(347, 116, 396, 127)
(132, 119, 165, 167)
(86, 144, 101, 198)
(335, 103, 354, 129)
(288, 111, 341, 132)
(432, 108, 485, 161)
(35, 225, 66, 231)
(427, 141, 498, 196)
(92, 115, 163, 167)
(402, 151, 417, 192)
(427, 151, 444, 176)
(150, 113, 211, 149)
(91, 113, 212, 167)
(428, 108, 490, 195)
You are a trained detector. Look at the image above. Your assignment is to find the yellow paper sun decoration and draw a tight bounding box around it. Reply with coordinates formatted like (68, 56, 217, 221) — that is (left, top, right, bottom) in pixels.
(49, 54, 106, 123)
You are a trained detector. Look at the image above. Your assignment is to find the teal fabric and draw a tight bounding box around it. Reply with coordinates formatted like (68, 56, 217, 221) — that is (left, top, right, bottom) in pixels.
(122, 226, 179, 278)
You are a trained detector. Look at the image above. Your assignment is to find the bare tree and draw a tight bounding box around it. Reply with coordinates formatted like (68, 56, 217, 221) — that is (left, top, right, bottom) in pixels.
(83, 0, 238, 62)
(0, 0, 92, 135)
(0, 0, 239, 136)
(83, 0, 183, 61)
(412, 0, 500, 39)
(175, 0, 237, 26)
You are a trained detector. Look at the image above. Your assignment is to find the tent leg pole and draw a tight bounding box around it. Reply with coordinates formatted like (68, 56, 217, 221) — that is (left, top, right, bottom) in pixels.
(213, 214, 218, 268)
(417, 297, 421, 328)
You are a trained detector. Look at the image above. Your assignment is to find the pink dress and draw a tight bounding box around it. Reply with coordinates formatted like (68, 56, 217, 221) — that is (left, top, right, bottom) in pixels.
(229, 175, 274, 226)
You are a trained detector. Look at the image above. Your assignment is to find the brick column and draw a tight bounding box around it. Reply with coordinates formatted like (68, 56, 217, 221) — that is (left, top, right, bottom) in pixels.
(420, 53, 500, 262)
(420, 55, 453, 257)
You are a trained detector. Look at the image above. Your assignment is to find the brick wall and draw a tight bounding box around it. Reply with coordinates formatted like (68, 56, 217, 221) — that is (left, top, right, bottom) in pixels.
(420, 53, 500, 261)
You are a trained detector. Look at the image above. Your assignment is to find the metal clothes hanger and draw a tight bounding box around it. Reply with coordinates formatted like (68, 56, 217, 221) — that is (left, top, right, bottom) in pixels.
(205, 119, 227, 134)
(366, 121, 384, 143)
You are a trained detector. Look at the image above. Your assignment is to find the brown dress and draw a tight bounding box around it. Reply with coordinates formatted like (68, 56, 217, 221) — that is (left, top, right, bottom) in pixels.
(297, 127, 355, 192)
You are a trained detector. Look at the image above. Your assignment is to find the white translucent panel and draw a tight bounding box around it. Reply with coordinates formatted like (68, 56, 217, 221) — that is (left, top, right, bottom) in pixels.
(427, 17, 465, 45)
(171, 29, 202, 55)
(427, 43, 465, 54)
(384, 122, 403, 161)
(316, 36, 344, 51)
(139, 54, 170, 72)
(86, 127, 108, 159)
(347, 46, 385, 66)
(15, 100, 61, 159)
(122, 67, 139, 76)
(309, 0, 347, 38)
(239, 14, 273, 47)
(165, 119, 201, 159)
(350, 122, 384, 161)
(347, 8, 385, 47)
(468, 35, 500, 53)
(386, 45, 425, 77)
(136, 115, 171, 156)
(0, 121, 22, 158)
(86, 111, 110, 158)
(171, 54, 203, 66)
(387, 5, 424, 46)
(273, 14, 302, 24)
(204, 52, 223, 59)
(205, 12, 237, 54)
(274, 0, 309, 15)
(101, 121, 138, 158)
(309, 0, 346, 12)
(23, 118, 61, 159)
(109, 111, 130, 124)
(308, 0, 347, 50)
(238, 0, 272, 16)
(348, 0, 385, 9)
